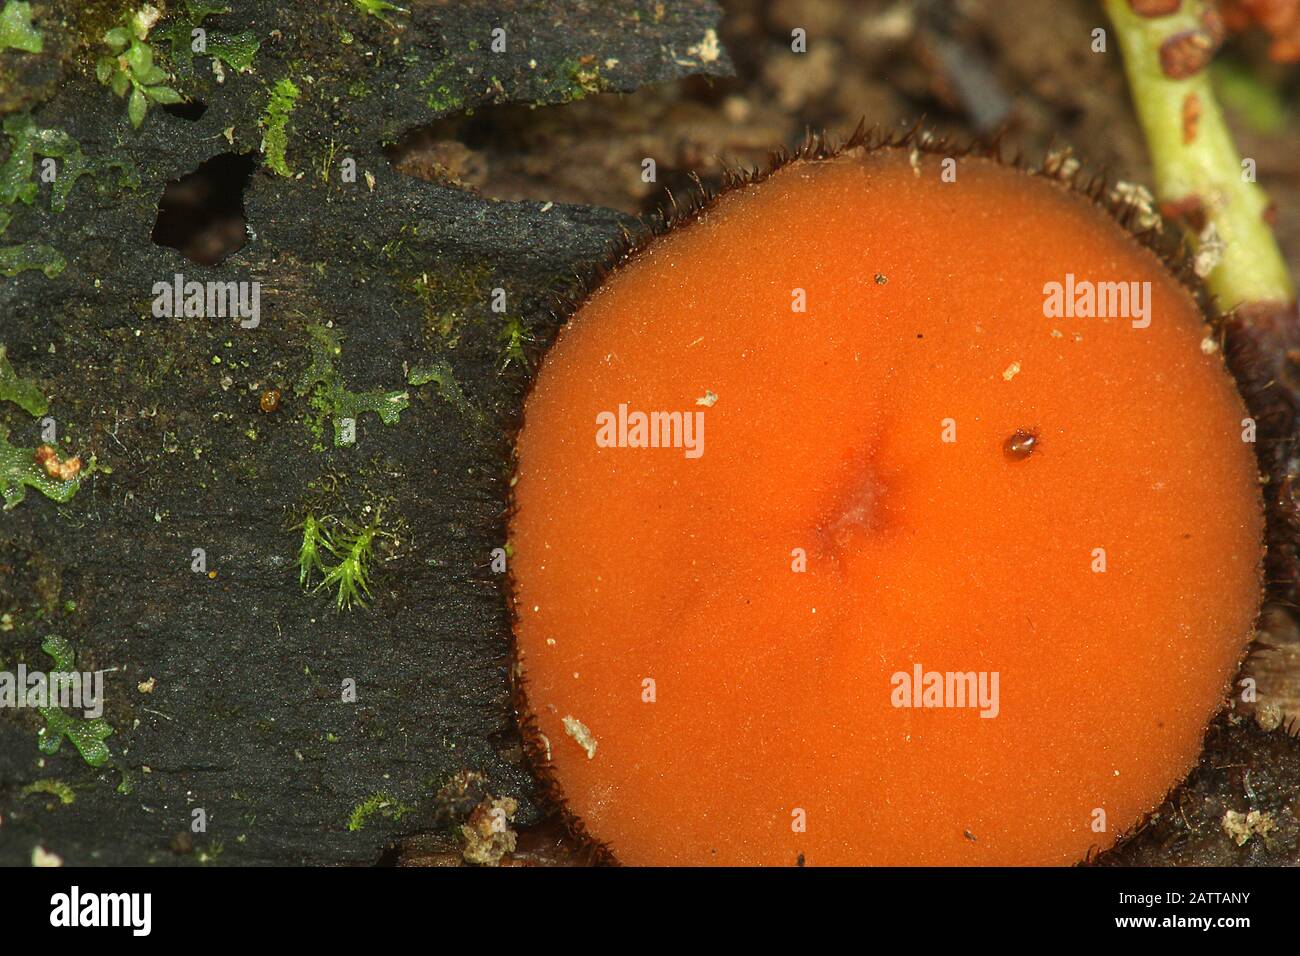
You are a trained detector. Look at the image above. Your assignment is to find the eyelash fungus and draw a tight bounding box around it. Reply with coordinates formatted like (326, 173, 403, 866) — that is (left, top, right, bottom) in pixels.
(507, 127, 1266, 866)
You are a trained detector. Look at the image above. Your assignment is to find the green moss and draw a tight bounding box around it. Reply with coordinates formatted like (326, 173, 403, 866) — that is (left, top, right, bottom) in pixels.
(0, 425, 86, 509)
(407, 264, 493, 348)
(36, 635, 113, 768)
(408, 360, 485, 426)
(351, 0, 407, 24)
(0, 115, 138, 272)
(22, 778, 75, 805)
(317, 512, 381, 610)
(260, 76, 301, 177)
(2, 115, 139, 218)
(419, 63, 460, 113)
(295, 512, 328, 585)
(347, 791, 410, 831)
(296, 507, 388, 610)
(294, 323, 409, 448)
(553, 57, 608, 103)
(0, 1, 41, 53)
(498, 316, 531, 370)
(0, 243, 63, 276)
(157, 2, 260, 75)
(0, 343, 46, 415)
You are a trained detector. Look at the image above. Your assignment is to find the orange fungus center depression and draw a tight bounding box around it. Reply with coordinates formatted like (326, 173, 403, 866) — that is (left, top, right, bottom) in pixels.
(508, 146, 1265, 866)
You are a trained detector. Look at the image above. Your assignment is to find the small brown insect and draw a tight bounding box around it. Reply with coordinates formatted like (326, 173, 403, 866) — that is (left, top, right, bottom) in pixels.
(260, 388, 281, 413)
(1003, 429, 1038, 461)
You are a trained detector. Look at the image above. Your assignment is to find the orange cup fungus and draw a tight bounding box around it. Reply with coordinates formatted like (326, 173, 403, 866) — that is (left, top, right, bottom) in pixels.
(508, 137, 1265, 866)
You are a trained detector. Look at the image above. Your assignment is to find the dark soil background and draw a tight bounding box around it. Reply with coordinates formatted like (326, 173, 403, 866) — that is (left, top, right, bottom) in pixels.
(0, 0, 1297, 866)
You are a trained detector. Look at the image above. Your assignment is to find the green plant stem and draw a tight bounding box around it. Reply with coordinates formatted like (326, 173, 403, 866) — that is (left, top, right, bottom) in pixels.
(1104, 0, 1294, 312)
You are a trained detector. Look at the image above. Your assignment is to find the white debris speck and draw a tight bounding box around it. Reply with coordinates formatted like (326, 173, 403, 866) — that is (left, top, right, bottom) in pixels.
(1222, 809, 1277, 846)
(1110, 180, 1162, 232)
(1002, 361, 1021, 381)
(1194, 222, 1225, 277)
(696, 390, 718, 407)
(687, 29, 721, 64)
(1201, 335, 1219, 354)
(562, 715, 597, 759)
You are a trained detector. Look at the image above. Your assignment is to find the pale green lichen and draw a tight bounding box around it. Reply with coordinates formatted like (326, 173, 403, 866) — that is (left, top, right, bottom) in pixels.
(36, 635, 113, 768)
(295, 323, 409, 448)
(95, 6, 184, 129)
(551, 57, 608, 103)
(0, 1, 42, 53)
(260, 76, 301, 178)
(0, 343, 47, 416)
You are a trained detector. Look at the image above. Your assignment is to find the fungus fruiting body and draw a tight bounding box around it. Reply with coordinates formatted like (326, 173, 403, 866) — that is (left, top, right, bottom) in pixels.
(509, 140, 1265, 866)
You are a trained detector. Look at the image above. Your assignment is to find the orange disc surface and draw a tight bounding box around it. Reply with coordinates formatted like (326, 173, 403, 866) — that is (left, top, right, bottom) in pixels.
(509, 147, 1264, 865)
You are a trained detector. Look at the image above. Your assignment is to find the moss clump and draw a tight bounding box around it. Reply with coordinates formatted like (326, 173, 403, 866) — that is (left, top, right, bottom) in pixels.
(95, 6, 184, 128)
(36, 635, 113, 768)
(296, 508, 388, 610)
(407, 263, 493, 348)
(0, 1, 41, 53)
(1, 114, 139, 223)
(0, 343, 47, 415)
(0, 350, 89, 509)
(419, 63, 460, 113)
(0, 114, 136, 277)
(498, 316, 531, 370)
(22, 778, 75, 805)
(347, 791, 410, 831)
(0, 243, 63, 277)
(260, 76, 301, 178)
(307, 511, 384, 610)
(295, 323, 409, 448)
(157, 1, 260, 75)
(553, 57, 609, 103)
(0, 425, 85, 509)
(408, 360, 485, 426)
(295, 512, 328, 585)
(351, 0, 407, 25)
